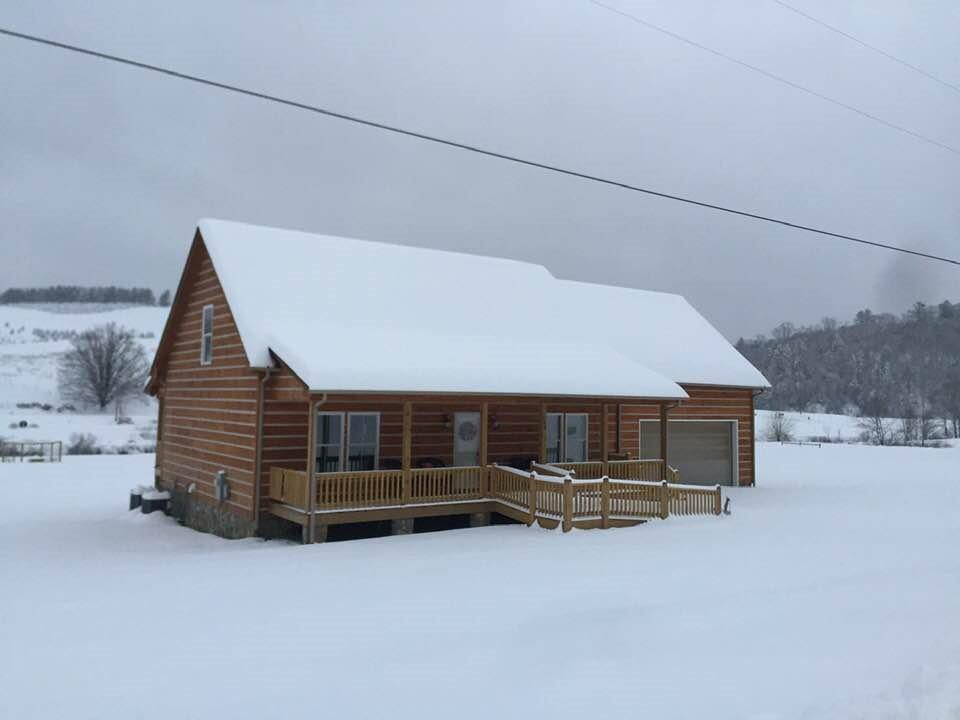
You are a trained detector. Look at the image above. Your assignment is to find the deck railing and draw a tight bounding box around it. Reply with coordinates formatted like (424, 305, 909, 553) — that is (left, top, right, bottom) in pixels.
(268, 463, 721, 530)
(489, 464, 531, 511)
(668, 483, 722, 516)
(553, 459, 670, 482)
(315, 469, 404, 510)
(551, 460, 605, 478)
(410, 466, 484, 503)
(268, 467, 309, 508)
(607, 459, 664, 481)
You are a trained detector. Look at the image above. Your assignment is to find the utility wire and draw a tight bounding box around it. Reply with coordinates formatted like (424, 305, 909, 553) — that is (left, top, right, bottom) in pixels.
(588, 0, 960, 157)
(1, 25, 958, 267)
(770, 0, 960, 97)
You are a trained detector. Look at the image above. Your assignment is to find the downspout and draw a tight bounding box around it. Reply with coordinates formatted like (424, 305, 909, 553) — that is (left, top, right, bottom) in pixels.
(750, 388, 765, 487)
(660, 399, 683, 479)
(252, 367, 274, 532)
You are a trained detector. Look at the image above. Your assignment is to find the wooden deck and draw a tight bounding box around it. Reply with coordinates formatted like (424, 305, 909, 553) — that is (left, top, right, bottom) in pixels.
(267, 460, 723, 542)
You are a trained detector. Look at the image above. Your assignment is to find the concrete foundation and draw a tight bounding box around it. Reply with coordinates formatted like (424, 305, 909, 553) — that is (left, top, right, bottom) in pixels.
(391, 517, 415, 535)
(469, 512, 491, 528)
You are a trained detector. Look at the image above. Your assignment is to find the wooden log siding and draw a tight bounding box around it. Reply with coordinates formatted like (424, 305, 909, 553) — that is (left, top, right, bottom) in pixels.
(155, 244, 260, 518)
(257, 365, 311, 514)
(296, 395, 610, 469)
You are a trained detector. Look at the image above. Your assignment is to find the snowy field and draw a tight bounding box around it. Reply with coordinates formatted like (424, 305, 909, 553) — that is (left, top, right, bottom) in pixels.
(755, 409, 929, 444)
(0, 303, 165, 450)
(1, 443, 958, 719)
(756, 408, 864, 441)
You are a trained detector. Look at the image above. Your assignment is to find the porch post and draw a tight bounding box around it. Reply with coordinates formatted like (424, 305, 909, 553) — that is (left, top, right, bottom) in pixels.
(479, 400, 489, 496)
(659, 402, 670, 481)
(304, 400, 317, 544)
(616, 403, 623, 456)
(401, 401, 412, 504)
(601, 403, 610, 475)
(538, 401, 547, 462)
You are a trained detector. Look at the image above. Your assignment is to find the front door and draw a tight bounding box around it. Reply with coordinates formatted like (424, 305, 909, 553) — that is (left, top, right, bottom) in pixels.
(453, 412, 481, 466)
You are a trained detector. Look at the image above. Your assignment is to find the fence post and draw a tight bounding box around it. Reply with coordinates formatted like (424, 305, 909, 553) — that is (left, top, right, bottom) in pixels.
(714, 485, 722, 516)
(600, 476, 610, 529)
(659, 480, 670, 520)
(562, 476, 573, 533)
(527, 472, 536, 525)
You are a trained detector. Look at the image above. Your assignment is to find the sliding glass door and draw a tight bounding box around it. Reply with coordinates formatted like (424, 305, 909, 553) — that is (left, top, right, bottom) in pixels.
(315, 412, 379, 473)
(545, 412, 588, 463)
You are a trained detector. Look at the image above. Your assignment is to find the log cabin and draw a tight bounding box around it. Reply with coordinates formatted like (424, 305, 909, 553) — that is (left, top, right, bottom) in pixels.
(147, 219, 770, 541)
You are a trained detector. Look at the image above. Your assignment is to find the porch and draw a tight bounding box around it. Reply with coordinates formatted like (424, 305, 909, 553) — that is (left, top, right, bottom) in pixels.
(263, 397, 721, 542)
(266, 459, 721, 543)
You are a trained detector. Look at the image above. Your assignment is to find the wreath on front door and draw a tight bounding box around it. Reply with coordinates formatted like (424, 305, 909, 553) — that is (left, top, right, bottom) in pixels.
(457, 421, 479, 442)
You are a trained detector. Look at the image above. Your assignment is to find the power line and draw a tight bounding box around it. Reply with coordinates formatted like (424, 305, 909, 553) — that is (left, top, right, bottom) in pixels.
(0, 25, 958, 268)
(770, 0, 960, 97)
(588, 0, 960, 157)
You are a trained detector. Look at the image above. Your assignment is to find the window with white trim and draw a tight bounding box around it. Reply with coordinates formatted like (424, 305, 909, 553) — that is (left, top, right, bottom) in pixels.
(200, 304, 214, 365)
(545, 412, 588, 463)
(315, 412, 380, 473)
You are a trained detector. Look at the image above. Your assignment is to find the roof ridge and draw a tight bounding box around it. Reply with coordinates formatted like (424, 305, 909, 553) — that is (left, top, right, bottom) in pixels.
(198, 218, 556, 277)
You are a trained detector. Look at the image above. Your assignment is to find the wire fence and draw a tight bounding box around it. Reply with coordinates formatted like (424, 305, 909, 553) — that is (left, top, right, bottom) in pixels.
(0, 441, 64, 462)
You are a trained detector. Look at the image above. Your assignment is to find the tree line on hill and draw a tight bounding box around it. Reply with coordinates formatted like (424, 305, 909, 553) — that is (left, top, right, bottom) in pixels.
(0, 285, 171, 306)
(736, 300, 960, 440)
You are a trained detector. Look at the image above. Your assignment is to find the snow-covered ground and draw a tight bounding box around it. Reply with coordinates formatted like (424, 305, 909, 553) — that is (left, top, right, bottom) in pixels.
(757, 409, 919, 444)
(0, 303, 166, 450)
(1, 443, 958, 719)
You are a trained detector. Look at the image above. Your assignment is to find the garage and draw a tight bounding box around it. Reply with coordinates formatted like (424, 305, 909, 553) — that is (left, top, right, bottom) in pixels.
(639, 420, 736, 486)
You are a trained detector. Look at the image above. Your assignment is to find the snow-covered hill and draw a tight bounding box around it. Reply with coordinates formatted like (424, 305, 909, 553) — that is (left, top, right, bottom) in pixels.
(0, 303, 168, 451)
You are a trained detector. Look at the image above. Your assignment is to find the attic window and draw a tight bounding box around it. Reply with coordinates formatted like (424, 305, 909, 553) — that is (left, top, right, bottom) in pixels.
(200, 304, 214, 365)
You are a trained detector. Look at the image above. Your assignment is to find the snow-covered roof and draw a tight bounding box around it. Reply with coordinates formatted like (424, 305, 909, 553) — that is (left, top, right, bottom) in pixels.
(556, 280, 770, 389)
(197, 219, 768, 397)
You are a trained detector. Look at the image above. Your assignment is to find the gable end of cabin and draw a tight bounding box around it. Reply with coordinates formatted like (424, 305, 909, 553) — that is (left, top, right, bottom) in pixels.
(150, 232, 264, 538)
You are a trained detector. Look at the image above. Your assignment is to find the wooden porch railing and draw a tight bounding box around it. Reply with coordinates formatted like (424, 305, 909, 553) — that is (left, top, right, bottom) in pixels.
(268, 463, 722, 530)
(553, 459, 671, 482)
(268, 467, 309, 508)
(410, 466, 484, 503)
(488, 465, 531, 510)
(316, 469, 404, 510)
(668, 483, 723, 516)
(551, 460, 605, 478)
(607, 459, 664, 481)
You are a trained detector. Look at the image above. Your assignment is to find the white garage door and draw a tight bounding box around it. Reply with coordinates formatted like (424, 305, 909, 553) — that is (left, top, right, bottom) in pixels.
(640, 421, 735, 486)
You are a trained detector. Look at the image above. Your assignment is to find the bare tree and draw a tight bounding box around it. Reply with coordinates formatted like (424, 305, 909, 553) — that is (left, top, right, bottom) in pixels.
(765, 412, 795, 442)
(58, 323, 149, 411)
(942, 369, 960, 439)
(858, 394, 896, 446)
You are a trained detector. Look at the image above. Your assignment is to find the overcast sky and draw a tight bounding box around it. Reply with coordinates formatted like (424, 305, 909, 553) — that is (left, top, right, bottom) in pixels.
(1, 0, 958, 339)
